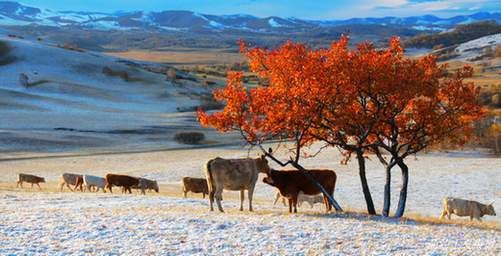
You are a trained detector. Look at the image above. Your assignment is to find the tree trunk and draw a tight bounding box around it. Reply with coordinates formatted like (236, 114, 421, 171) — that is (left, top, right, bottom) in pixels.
(394, 159, 409, 218)
(290, 161, 343, 212)
(356, 149, 376, 215)
(382, 161, 397, 217)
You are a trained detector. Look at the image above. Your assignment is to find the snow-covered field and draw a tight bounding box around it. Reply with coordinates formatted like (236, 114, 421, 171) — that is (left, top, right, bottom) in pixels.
(1, 145, 500, 255)
(1, 189, 500, 255)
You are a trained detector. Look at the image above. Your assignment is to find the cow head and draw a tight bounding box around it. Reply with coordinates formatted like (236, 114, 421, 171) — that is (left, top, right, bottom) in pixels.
(152, 180, 159, 193)
(256, 154, 271, 174)
(41, 177, 46, 183)
(486, 203, 496, 216)
(262, 169, 276, 186)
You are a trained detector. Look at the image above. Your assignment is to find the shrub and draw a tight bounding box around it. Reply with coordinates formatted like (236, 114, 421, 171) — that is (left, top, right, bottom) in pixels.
(119, 70, 129, 81)
(199, 95, 224, 111)
(19, 72, 29, 87)
(102, 66, 113, 76)
(166, 68, 177, 83)
(173, 131, 205, 144)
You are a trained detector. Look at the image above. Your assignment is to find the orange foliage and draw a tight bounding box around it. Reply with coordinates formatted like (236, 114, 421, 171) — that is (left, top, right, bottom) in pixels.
(197, 35, 485, 157)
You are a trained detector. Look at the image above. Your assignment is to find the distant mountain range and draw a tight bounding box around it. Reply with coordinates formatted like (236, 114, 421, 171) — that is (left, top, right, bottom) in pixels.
(1, 1, 500, 33)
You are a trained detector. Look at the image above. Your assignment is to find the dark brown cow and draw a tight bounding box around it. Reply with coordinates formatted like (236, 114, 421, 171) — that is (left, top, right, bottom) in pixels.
(182, 177, 209, 198)
(17, 173, 45, 190)
(105, 174, 140, 194)
(263, 169, 337, 213)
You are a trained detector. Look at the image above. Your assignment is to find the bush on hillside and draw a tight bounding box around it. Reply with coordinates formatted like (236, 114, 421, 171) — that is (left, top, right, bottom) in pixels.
(102, 66, 113, 76)
(19, 72, 29, 87)
(173, 131, 205, 144)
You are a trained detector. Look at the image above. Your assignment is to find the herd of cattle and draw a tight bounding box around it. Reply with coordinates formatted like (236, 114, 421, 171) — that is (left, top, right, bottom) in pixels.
(17, 173, 159, 195)
(14, 154, 497, 221)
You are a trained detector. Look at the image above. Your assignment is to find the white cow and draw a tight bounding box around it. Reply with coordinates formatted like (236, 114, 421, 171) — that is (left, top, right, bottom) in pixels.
(205, 154, 270, 212)
(439, 197, 496, 221)
(273, 188, 324, 208)
(57, 173, 83, 192)
(83, 175, 107, 193)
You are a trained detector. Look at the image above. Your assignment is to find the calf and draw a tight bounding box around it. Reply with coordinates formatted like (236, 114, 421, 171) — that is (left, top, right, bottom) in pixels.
(83, 175, 106, 193)
(17, 173, 45, 190)
(273, 188, 324, 208)
(263, 169, 337, 213)
(58, 173, 83, 192)
(439, 197, 496, 222)
(182, 177, 209, 198)
(105, 174, 140, 194)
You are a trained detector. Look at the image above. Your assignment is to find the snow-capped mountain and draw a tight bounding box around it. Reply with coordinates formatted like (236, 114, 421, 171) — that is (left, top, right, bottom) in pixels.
(0, 1, 500, 32)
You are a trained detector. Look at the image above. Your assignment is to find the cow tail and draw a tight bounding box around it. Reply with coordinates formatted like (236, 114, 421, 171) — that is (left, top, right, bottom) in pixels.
(205, 160, 215, 195)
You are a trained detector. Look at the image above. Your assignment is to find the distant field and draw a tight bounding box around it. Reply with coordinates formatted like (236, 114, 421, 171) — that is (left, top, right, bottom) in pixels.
(104, 47, 247, 67)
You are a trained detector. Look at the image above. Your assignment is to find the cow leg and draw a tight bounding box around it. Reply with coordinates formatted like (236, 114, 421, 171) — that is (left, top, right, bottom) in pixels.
(248, 186, 255, 212)
(36, 183, 42, 191)
(209, 190, 215, 211)
(58, 181, 65, 191)
(308, 198, 314, 208)
(439, 210, 447, 219)
(238, 190, 245, 211)
(273, 191, 280, 206)
(17, 181, 22, 188)
(323, 195, 331, 212)
(66, 183, 73, 192)
(214, 186, 224, 212)
(31, 183, 34, 189)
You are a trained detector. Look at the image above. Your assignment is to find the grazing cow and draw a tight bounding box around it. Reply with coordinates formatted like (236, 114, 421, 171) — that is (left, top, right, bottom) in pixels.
(205, 154, 270, 212)
(182, 177, 209, 198)
(57, 173, 83, 192)
(83, 175, 106, 193)
(439, 197, 496, 222)
(105, 174, 140, 194)
(136, 178, 159, 195)
(263, 169, 337, 213)
(17, 173, 45, 190)
(273, 188, 324, 208)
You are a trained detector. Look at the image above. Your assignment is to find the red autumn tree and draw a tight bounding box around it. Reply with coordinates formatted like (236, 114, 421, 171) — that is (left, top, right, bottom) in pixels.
(197, 35, 484, 217)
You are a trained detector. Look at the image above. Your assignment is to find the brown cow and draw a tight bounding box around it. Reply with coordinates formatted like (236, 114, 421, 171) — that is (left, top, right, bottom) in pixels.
(205, 154, 270, 212)
(58, 173, 83, 192)
(17, 173, 45, 190)
(105, 174, 140, 194)
(182, 177, 209, 198)
(263, 169, 337, 213)
(439, 197, 496, 222)
(74, 176, 84, 192)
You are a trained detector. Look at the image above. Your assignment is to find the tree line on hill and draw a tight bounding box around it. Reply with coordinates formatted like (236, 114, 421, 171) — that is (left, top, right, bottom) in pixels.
(401, 20, 501, 49)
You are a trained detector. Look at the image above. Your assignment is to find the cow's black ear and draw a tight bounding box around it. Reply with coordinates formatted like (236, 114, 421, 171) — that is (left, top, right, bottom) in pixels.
(268, 148, 273, 154)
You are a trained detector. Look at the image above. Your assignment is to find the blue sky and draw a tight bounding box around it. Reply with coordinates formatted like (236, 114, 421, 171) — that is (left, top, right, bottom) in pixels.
(15, 0, 501, 20)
